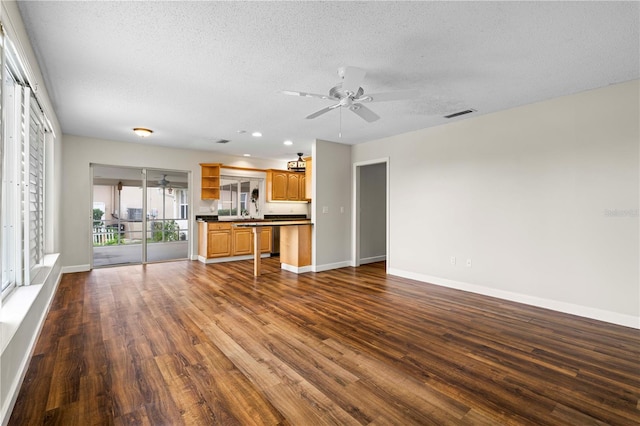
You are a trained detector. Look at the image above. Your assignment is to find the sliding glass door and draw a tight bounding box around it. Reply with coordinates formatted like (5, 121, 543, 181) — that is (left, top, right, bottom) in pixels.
(145, 169, 189, 262)
(91, 165, 189, 267)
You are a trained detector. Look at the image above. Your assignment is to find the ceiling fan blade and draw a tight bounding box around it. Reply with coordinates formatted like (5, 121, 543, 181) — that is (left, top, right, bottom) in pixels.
(281, 90, 332, 100)
(341, 67, 366, 94)
(356, 89, 419, 103)
(350, 104, 380, 122)
(306, 103, 340, 119)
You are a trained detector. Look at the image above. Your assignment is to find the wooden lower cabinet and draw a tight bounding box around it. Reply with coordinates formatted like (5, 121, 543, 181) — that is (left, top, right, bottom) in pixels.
(200, 222, 272, 260)
(198, 222, 231, 258)
(259, 227, 272, 253)
(208, 231, 231, 257)
(233, 226, 272, 255)
(232, 228, 253, 256)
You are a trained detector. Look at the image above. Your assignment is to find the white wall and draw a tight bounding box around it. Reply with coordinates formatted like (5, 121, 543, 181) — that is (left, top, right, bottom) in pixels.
(61, 135, 288, 269)
(352, 80, 639, 328)
(312, 140, 352, 270)
(358, 162, 387, 262)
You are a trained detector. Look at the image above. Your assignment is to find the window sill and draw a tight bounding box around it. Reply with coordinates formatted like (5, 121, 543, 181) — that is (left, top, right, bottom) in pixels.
(1, 253, 59, 353)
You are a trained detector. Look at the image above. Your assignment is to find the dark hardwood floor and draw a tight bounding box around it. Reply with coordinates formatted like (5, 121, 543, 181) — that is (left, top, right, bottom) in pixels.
(8, 258, 640, 425)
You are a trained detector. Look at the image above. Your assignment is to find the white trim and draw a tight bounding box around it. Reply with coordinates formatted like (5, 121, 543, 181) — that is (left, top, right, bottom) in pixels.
(281, 263, 313, 274)
(351, 158, 390, 272)
(388, 268, 640, 330)
(359, 255, 386, 265)
(61, 264, 91, 273)
(312, 260, 352, 272)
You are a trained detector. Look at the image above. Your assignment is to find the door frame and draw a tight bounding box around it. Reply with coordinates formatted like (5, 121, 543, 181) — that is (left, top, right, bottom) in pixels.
(351, 157, 390, 271)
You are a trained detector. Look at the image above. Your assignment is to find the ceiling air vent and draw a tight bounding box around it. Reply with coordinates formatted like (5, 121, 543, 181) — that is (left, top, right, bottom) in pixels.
(213, 139, 230, 144)
(444, 109, 476, 119)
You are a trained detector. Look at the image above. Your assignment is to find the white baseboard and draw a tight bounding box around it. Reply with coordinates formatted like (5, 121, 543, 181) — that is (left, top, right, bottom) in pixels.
(281, 263, 313, 274)
(387, 268, 640, 330)
(313, 260, 352, 272)
(61, 264, 90, 273)
(359, 255, 386, 265)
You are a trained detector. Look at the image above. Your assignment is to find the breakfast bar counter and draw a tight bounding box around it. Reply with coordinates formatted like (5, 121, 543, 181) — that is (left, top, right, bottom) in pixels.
(233, 221, 312, 276)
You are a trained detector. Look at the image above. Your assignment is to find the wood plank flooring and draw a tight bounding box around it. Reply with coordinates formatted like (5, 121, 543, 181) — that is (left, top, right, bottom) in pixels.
(8, 258, 640, 425)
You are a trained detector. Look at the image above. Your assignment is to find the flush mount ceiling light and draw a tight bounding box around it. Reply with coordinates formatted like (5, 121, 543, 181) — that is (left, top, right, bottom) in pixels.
(243, 154, 251, 157)
(251, 131, 262, 137)
(283, 140, 293, 146)
(133, 127, 153, 137)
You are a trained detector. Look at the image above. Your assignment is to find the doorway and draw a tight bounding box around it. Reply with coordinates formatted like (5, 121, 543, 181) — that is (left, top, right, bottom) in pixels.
(91, 165, 190, 267)
(353, 159, 389, 269)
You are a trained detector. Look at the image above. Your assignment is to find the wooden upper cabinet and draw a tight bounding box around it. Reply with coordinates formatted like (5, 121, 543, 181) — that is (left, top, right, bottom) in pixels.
(304, 157, 312, 200)
(267, 169, 306, 201)
(299, 175, 306, 200)
(267, 170, 288, 201)
(200, 163, 221, 200)
(287, 173, 300, 200)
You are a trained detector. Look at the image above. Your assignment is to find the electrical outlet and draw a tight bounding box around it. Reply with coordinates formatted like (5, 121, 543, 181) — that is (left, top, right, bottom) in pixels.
(322, 206, 329, 214)
(466, 259, 472, 267)
(450, 256, 456, 265)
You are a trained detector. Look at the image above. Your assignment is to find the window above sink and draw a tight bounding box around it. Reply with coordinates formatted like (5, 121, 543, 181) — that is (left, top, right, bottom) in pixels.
(217, 176, 263, 220)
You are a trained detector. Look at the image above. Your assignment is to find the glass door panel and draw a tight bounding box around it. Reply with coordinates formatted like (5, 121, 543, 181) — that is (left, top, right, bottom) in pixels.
(92, 165, 144, 267)
(145, 169, 189, 262)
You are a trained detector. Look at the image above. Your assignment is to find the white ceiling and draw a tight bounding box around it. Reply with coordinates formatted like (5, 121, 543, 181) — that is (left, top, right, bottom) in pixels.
(17, 1, 639, 161)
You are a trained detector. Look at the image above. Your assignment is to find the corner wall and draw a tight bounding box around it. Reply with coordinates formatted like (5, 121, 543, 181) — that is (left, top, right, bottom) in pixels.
(352, 80, 640, 328)
(312, 140, 352, 270)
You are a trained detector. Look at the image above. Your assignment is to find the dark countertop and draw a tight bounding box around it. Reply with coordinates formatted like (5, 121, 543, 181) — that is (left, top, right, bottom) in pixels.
(196, 214, 308, 223)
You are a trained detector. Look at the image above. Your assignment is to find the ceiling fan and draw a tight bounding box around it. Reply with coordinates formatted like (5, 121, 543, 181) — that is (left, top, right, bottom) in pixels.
(158, 174, 170, 188)
(282, 66, 416, 123)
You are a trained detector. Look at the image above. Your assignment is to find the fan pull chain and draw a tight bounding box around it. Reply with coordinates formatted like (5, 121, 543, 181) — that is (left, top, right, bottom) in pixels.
(339, 106, 342, 138)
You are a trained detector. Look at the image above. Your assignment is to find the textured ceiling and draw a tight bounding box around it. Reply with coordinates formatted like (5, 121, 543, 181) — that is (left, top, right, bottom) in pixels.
(17, 1, 640, 161)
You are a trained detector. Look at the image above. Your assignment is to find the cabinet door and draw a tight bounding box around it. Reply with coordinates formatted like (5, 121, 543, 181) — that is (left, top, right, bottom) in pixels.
(304, 157, 312, 200)
(299, 175, 306, 200)
(232, 228, 253, 256)
(271, 171, 288, 201)
(259, 227, 272, 253)
(207, 231, 231, 257)
(287, 173, 300, 200)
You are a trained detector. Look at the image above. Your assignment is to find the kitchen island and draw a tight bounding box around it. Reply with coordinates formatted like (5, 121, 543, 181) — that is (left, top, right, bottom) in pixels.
(233, 221, 312, 276)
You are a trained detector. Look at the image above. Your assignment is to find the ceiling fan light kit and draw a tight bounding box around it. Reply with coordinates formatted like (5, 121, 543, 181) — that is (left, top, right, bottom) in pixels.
(287, 153, 307, 172)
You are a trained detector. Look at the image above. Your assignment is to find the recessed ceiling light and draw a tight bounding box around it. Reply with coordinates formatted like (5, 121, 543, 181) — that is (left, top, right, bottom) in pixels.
(251, 131, 262, 137)
(133, 127, 153, 137)
(283, 140, 293, 146)
(243, 154, 251, 157)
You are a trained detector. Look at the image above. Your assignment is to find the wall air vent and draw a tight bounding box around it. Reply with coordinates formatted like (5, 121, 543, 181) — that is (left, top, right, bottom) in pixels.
(214, 139, 230, 144)
(444, 109, 476, 119)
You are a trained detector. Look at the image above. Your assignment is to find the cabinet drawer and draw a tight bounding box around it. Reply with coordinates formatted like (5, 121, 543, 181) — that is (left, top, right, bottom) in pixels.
(208, 222, 231, 231)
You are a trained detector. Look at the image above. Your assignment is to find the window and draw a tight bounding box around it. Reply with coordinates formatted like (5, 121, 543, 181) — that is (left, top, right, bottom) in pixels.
(177, 189, 188, 219)
(217, 177, 262, 219)
(1, 31, 50, 297)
